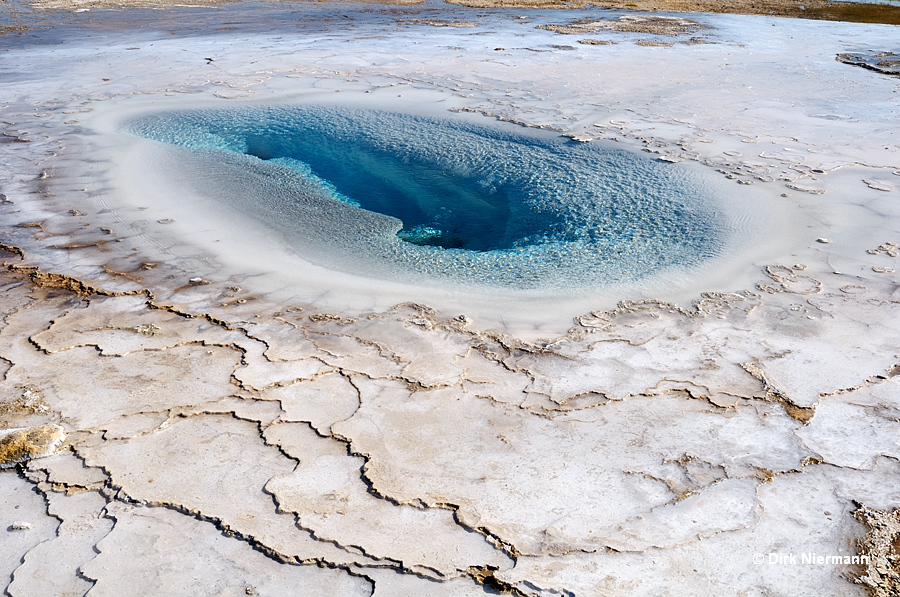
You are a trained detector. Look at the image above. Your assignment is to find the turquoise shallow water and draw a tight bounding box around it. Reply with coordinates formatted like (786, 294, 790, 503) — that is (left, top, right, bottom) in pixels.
(129, 106, 728, 290)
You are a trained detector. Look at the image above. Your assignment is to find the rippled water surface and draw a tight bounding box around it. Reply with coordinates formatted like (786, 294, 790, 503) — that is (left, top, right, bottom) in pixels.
(129, 106, 728, 290)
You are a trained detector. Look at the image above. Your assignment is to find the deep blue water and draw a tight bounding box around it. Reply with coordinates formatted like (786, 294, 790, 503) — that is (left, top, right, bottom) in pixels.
(129, 106, 727, 289)
(241, 122, 563, 252)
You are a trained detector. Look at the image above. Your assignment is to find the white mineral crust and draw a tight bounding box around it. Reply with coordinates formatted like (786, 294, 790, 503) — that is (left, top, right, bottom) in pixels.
(1, 1, 899, 595)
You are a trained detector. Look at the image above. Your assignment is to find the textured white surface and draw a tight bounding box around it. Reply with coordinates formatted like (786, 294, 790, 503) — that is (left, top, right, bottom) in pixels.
(1, 2, 899, 595)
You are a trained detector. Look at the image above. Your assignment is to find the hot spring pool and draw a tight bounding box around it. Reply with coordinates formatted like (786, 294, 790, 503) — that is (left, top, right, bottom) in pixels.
(128, 105, 728, 290)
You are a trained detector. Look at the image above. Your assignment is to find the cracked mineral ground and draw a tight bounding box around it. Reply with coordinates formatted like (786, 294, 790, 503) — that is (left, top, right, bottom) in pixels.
(1, 0, 900, 595)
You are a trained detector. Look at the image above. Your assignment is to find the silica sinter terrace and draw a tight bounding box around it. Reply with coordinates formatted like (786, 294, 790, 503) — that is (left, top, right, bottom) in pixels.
(129, 106, 727, 290)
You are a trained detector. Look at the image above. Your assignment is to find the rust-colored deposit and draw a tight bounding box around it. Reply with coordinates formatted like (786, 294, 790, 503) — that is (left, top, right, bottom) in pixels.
(0, 424, 66, 469)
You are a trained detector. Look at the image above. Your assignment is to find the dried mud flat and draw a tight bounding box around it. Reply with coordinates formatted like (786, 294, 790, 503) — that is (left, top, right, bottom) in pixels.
(2, 1, 900, 596)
